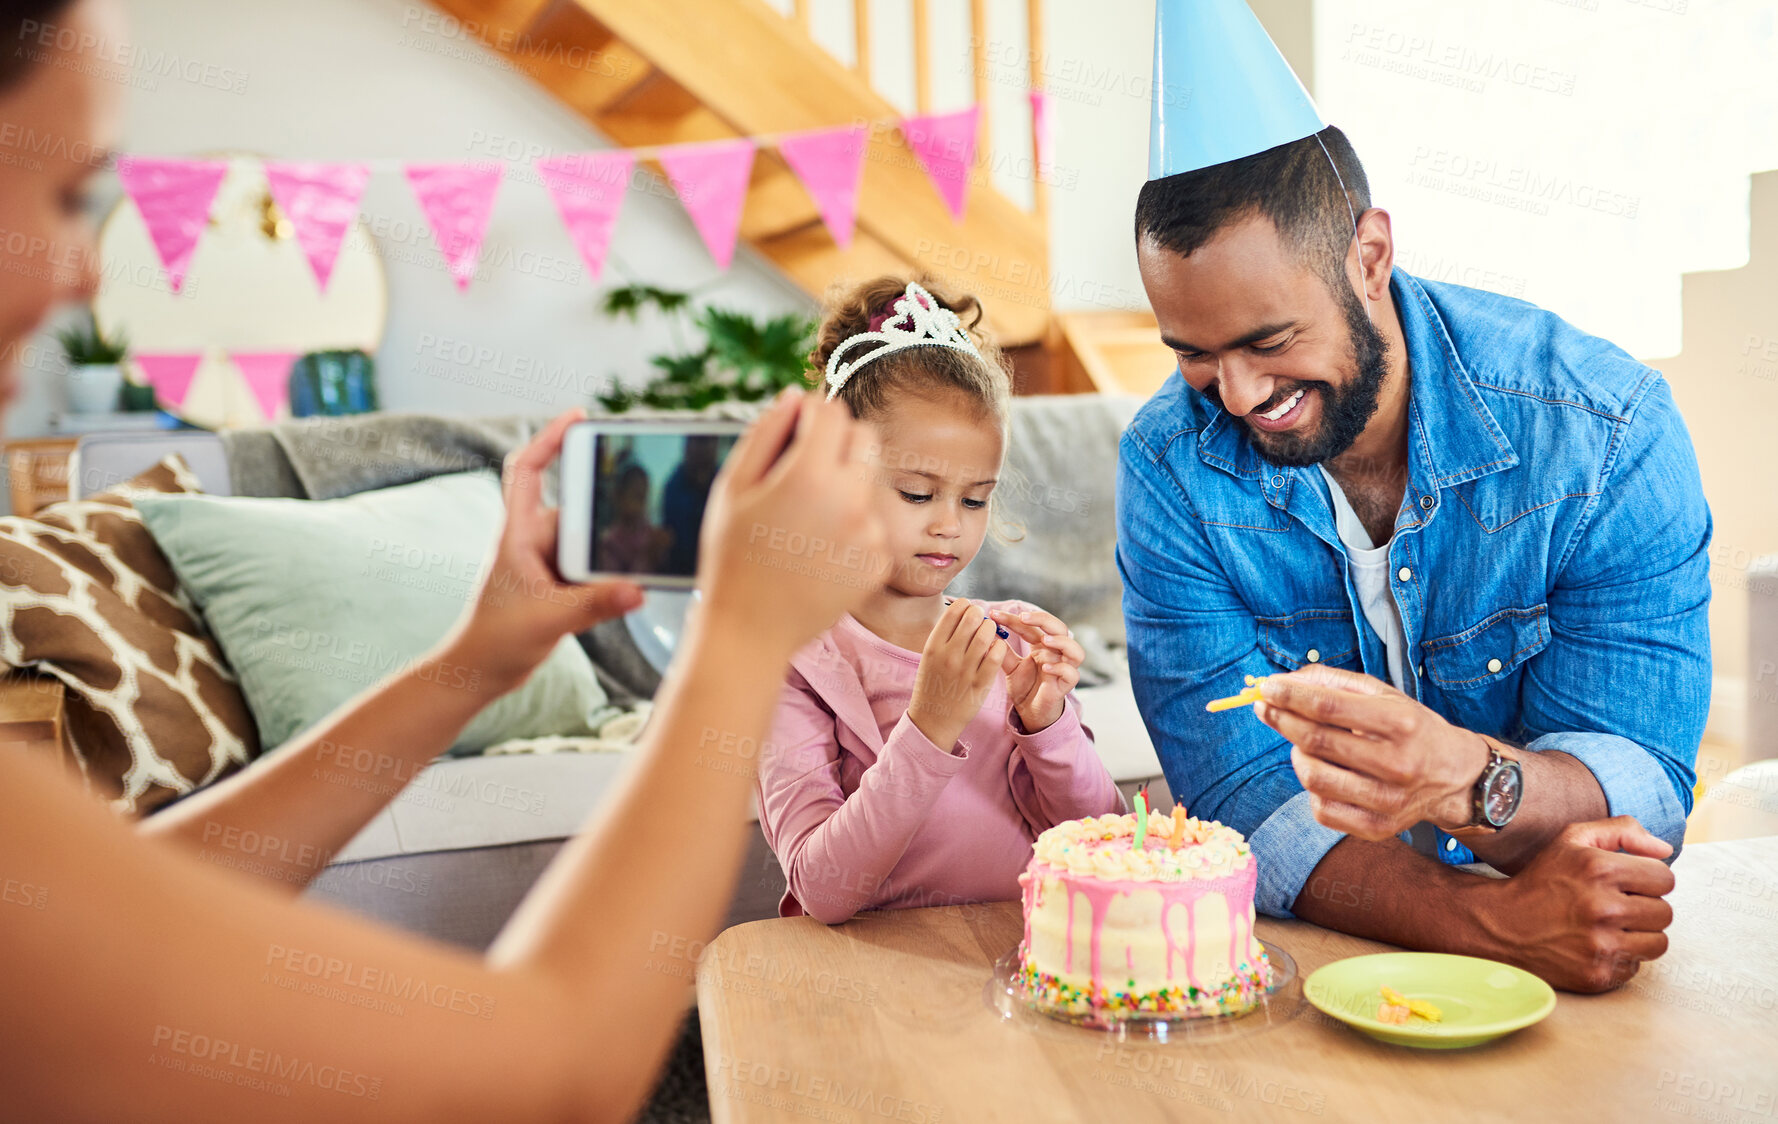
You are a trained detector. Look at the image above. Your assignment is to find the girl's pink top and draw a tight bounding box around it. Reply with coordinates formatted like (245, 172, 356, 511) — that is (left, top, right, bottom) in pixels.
(756, 598, 1126, 924)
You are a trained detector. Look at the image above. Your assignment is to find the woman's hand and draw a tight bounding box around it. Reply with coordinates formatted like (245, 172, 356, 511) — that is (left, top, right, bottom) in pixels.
(443, 409, 646, 692)
(908, 598, 1010, 752)
(694, 388, 887, 659)
(989, 606, 1085, 734)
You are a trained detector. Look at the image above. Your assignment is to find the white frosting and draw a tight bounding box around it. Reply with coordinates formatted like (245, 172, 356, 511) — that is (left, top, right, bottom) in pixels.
(1031, 811, 1251, 882)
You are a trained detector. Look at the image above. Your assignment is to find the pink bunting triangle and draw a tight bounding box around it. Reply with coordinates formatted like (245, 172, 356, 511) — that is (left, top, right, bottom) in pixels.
(657, 139, 756, 270)
(230, 351, 300, 422)
(1029, 91, 1054, 181)
(114, 157, 228, 295)
(776, 125, 869, 250)
(902, 107, 979, 220)
(264, 162, 371, 293)
(133, 352, 204, 409)
(535, 151, 634, 282)
(404, 162, 504, 291)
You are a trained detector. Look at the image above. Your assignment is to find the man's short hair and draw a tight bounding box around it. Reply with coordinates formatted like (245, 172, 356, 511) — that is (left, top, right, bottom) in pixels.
(1134, 125, 1371, 292)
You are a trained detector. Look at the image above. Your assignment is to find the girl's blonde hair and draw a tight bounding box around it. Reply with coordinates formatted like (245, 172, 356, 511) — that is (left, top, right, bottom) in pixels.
(807, 275, 1011, 424)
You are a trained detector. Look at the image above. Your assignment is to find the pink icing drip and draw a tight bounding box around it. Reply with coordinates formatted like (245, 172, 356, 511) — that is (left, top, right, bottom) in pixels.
(1229, 865, 1258, 969)
(1032, 858, 1259, 995)
(1064, 885, 1075, 974)
(1183, 898, 1199, 992)
(1018, 872, 1035, 955)
(1226, 893, 1239, 970)
(1066, 878, 1130, 993)
(1159, 905, 1174, 980)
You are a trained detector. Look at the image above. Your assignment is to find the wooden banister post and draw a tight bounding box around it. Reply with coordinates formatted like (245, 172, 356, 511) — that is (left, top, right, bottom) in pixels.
(1028, 0, 1048, 226)
(972, 0, 990, 178)
(913, 0, 931, 113)
(853, 0, 871, 84)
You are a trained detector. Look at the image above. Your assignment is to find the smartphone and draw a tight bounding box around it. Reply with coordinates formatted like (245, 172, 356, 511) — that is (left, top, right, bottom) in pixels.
(556, 419, 746, 587)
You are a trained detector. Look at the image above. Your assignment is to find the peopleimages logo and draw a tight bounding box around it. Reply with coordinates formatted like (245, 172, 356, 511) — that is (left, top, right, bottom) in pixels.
(16, 20, 250, 94)
(149, 1025, 380, 1099)
(264, 945, 498, 1020)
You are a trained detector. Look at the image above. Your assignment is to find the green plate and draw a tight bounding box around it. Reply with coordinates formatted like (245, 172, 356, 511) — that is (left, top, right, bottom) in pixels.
(1303, 952, 1555, 1049)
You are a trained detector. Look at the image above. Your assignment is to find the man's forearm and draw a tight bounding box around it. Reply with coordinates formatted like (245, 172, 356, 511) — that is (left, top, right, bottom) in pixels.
(139, 645, 508, 891)
(1447, 739, 1607, 874)
(1289, 835, 1503, 954)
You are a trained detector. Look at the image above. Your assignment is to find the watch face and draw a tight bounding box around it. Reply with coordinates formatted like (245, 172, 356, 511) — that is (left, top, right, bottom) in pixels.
(1484, 762, 1523, 826)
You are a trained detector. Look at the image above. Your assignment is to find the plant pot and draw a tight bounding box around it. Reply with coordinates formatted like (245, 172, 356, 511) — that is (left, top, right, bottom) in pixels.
(66, 362, 123, 414)
(117, 379, 159, 412)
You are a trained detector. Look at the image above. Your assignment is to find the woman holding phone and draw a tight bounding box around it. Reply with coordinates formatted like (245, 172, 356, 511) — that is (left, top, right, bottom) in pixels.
(0, 2, 887, 1119)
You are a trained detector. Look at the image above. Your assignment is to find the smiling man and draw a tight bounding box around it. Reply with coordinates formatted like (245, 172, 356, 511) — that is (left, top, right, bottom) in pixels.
(1117, 2, 1710, 992)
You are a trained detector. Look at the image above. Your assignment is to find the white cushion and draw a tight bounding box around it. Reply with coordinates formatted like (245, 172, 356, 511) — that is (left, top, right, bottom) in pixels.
(336, 753, 632, 863)
(1076, 674, 1163, 783)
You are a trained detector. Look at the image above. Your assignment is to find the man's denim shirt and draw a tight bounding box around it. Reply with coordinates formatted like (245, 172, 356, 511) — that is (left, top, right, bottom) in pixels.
(1116, 268, 1711, 918)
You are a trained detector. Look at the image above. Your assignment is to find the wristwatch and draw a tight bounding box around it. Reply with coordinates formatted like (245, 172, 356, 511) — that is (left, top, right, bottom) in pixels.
(1460, 741, 1523, 831)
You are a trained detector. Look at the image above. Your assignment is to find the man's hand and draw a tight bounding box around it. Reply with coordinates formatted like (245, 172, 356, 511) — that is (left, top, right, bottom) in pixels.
(908, 598, 1010, 753)
(1482, 816, 1676, 992)
(989, 605, 1084, 734)
(1253, 665, 1490, 839)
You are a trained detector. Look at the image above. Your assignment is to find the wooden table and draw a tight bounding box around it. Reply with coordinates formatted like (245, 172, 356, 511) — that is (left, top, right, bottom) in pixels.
(697, 837, 1778, 1123)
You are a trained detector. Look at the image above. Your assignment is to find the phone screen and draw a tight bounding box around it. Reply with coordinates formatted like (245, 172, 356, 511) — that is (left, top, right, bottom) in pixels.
(590, 431, 739, 578)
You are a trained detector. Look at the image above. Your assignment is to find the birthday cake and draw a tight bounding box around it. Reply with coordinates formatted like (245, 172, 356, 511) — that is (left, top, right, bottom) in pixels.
(1016, 807, 1272, 1019)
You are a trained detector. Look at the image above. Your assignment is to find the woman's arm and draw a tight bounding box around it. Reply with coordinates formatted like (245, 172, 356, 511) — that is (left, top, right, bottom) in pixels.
(2, 389, 889, 1124)
(139, 414, 644, 893)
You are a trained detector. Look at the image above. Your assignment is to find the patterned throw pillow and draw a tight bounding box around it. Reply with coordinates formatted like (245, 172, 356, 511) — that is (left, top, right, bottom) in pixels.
(0, 454, 259, 814)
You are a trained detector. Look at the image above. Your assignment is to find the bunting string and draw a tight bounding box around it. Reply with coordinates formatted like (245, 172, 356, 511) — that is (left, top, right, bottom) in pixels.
(112, 105, 1031, 297)
(114, 103, 1057, 419)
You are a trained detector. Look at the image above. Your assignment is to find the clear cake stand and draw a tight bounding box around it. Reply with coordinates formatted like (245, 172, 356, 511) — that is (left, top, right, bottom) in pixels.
(984, 940, 1303, 1043)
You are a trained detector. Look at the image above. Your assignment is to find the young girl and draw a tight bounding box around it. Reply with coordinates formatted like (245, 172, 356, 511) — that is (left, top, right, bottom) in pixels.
(756, 277, 1126, 923)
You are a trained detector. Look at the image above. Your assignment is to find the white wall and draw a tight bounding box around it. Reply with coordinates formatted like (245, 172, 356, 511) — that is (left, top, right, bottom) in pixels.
(1315, 0, 1778, 360)
(1033, 0, 1156, 314)
(10, 0, 810, 439)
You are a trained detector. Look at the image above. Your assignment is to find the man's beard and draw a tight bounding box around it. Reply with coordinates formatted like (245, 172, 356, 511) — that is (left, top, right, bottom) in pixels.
(1207, 282, 1391, 468)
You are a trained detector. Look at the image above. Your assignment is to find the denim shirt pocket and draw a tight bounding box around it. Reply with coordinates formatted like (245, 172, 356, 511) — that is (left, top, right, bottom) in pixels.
(1254, 609, 1361, 671)
(1421, 605, 1550, 732)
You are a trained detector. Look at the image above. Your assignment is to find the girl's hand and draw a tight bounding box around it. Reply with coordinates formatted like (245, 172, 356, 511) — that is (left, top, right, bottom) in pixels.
(989, 606, 1085, 734)
(908, 597, 1010, 753)
(445, 409, 647, 693)
(694, 388, 887, 658)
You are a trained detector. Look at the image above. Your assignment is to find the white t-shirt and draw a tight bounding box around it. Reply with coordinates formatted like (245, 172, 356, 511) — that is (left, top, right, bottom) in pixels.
(1318, 466, 1410, 691)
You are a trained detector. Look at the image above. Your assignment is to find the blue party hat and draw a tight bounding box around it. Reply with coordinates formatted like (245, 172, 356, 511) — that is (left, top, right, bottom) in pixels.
(1149, 0, 1326, 180)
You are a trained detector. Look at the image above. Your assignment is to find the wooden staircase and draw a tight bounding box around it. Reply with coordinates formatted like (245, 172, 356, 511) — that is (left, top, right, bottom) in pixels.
(428, 0, 1052, 346)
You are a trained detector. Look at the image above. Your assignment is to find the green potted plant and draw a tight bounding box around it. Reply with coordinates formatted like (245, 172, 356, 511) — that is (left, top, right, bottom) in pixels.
(54, 313, 129, 414)
(596, 285, 815, 413)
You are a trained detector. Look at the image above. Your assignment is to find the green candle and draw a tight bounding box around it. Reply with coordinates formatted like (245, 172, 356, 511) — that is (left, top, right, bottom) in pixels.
(1134, 787, 1150, 850)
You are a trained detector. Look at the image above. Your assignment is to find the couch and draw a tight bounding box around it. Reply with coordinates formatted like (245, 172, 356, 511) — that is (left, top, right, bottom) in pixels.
(0, 396, 1167, 952)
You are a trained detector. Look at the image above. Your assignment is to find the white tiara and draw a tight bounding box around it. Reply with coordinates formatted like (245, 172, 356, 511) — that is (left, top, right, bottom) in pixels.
(824, 282, 983, 401)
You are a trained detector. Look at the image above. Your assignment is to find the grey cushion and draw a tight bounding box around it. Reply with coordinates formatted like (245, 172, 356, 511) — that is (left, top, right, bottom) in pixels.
(135, 471, 616, 754)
